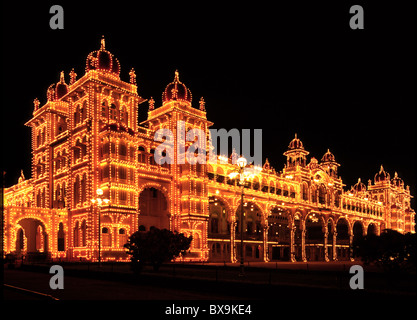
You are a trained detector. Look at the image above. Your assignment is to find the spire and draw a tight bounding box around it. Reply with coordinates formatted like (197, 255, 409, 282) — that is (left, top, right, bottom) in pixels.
(69, 68, 77, 85)
(18, 170, 25, 183)
(33, 98, 40, 111)
(148, 97, 155, 111)
(100, 35, 106, 50)
(199, 97, 205, 111)
(59, 71, 65, 83)
(129, 68, 137, 85)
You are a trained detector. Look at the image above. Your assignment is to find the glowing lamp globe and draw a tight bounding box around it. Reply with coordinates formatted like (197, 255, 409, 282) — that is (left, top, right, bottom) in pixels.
(237, 157, 247, 168)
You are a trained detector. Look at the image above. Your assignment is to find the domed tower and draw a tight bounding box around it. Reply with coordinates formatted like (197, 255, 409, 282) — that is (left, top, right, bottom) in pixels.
(374, 165, 390, 184)
(283, 134, 309, 169)
(352, 178, 367, 195)
(320, 149, 340, 178)
(47, 71, 69, 101)
(85, 36, 121, 77)
(162, 70, 192, 106)
(391, 172, 404, 189)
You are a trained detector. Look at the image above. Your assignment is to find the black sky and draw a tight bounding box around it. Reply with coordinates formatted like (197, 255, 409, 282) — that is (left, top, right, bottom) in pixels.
(1, 1, 415, 205)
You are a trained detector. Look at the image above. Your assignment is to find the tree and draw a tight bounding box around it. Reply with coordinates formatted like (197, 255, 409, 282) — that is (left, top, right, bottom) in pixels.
(353, 229, 416, 274)
(124, 227, 192, 272)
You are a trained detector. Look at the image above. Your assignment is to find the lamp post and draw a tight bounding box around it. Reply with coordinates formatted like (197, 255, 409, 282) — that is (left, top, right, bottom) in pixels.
(228, 156, 261, 277)
(91, 188, 109, 268)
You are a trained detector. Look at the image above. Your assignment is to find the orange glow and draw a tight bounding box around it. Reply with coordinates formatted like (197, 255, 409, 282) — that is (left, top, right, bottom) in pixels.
(3, 38, 415, 263)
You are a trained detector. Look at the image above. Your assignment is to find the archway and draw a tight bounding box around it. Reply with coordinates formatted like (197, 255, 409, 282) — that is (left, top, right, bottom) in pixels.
(235, 201, 264, 261)
(336, 218, 350, 260)
(138, 187, 170, 231)
(16, 218, 48, 255)
(268, 206, 290, 260)
(208, 196, 231, 261)
(367, 223, 377, 236)
(305, 213, 325, 261)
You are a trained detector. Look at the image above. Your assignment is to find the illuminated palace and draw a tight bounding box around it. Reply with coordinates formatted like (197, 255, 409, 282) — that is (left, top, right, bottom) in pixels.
(4, 39, 415, 262)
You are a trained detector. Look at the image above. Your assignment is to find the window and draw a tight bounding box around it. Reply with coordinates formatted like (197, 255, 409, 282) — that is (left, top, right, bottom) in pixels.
(102, 228, 111, 247)
(119, 166, 127, 180)
(110, 104, 117, 120)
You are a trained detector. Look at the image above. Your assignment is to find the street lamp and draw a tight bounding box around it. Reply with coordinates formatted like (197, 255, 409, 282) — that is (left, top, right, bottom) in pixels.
(228, 156, 261, 277)
(91, 188, 109, 268)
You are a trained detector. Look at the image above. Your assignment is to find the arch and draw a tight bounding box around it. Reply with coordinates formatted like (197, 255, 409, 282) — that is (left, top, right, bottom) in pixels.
(209, 196, 231, 236)
(301, 182, 309, 201)
(367, 222, 378, 236)
(15, 218, 49, 253)
(304, 212, 325, 261)
(138, 186, 170, 231)
(335, 217, 350, 260)
(57, 222, 65, 251)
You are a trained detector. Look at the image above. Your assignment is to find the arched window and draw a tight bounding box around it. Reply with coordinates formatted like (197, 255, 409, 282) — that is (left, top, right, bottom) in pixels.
(81, 220, 87, 246)
(138, 146, 146, 163)
(74, 175, 80, 205)
(81, 173, 87, 203)
(81, 101, 87, 121)
(120, 106, 128, 125)
(101, 101, 109, 119)
(302, 183, 308, 200)
(74, 221, 80, 247)
(58, 222, 65, 251)
(119, 228, 127, 247)
(193, 233, 201, 249)
(102, 227, 111, 247)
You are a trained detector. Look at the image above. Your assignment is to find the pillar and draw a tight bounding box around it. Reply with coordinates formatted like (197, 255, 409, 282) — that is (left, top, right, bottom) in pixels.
(323, 225, 329, 262)
(263, 225, 269, 262)
(332, 231, 337, 261)
(230, 221, 237, 263)
(290, 225, 296, 262)
(301, 228, 306, 262)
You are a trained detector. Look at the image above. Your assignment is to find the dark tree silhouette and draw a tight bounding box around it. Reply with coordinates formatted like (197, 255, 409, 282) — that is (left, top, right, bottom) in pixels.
(124, 227, 192, 272)
(353, 229, 416, 274)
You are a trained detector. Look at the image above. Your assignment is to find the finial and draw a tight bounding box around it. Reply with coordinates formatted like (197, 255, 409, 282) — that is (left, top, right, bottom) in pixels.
(33, 98, 40, 110)
(199, 97, 205, 111)
(174, 69, 179, 82)
(129, 68, 137, 85)
(149, 97, 155, 111)
(100, 35, 105, 50)
(69, 68, 77, 85)
(380, 164, 384, 172)
(18, 170, 25, 183)
(295, 133, 297, 139)
(59, 71, 65, 83)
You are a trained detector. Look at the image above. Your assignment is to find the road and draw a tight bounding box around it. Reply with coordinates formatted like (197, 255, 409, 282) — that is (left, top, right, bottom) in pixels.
(3, 269, 244, 300)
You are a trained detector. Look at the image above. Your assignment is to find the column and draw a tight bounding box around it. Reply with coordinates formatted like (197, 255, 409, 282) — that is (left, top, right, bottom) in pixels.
(290, 225, 296, 262)
(263, 225, 269, 262)
(301, 228, 306, 262)
(230, 221, 237, 263)
(323, 226, 329, 262)
(332, 231, 337, 261)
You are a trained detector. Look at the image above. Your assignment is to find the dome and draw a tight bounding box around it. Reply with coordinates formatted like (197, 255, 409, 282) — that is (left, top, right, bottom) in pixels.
(85, 37, 120, 76)
(391, 172, 404, 188)
(353, 178, 366, 193)
(288, 133, 304, 150)
(374, 165, 390, 183)
(47, 71, 68, 101)
(321, 149, 335, 162)
(162, 70, 192, 104)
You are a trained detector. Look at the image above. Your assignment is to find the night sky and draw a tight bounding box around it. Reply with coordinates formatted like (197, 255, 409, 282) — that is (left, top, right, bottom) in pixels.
(1, 1, 415, 206)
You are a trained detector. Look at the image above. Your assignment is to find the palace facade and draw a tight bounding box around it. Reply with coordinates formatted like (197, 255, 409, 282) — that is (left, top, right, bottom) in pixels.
(3, 39, 415, 262)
